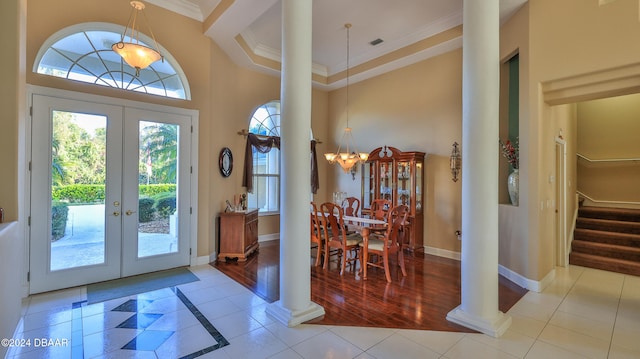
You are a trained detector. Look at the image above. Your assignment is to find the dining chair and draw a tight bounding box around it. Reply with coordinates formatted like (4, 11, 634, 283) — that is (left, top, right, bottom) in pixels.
(341, 196, 360, 217)
(320, 202, 362, 275)
(369, 198, 391, 233)
(341, 196, 360, 234)
(359, 204, 409, 282)
(310, 201, 323, 267)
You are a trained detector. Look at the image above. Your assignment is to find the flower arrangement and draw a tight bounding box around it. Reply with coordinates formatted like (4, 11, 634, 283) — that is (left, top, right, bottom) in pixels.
(499, 138, 519, 169)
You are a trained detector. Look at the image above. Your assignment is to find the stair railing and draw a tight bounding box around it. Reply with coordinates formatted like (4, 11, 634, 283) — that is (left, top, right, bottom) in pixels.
(577, 153, 640, 163)
(577, 191, 640, 207)
(576, 153, 640, 208)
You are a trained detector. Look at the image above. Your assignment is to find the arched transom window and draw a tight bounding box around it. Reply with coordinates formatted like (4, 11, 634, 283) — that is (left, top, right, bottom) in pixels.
(34, 23, 190, 100)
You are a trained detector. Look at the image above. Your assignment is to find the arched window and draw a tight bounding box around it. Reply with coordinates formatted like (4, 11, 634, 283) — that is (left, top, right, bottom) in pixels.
(248, 101, 281, 213)
(34, 23, 190, 100)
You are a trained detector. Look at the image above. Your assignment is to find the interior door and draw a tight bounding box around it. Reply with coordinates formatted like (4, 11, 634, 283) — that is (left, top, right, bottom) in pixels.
(30, 94, 192, 293)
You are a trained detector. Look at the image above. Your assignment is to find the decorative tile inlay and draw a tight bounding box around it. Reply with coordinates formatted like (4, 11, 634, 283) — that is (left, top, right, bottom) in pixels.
(121, 330, 175, 351)
(71, 285, 230, 358)
(174, 287, 230, 358)
(112, 299, 154, 312)
(116, 313, 163, 329)
(71, 301, 85, 359)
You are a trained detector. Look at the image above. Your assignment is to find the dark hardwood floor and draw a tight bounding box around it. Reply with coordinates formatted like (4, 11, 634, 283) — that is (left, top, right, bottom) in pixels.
(212, 240, 527, 332)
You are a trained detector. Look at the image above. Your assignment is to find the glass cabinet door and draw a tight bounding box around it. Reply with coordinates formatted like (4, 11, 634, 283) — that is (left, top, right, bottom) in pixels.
(416, 161, 423, 212)
(379, 160, 394, 202)
(396, 161, 412, 208)
(361, 162, 375, 210)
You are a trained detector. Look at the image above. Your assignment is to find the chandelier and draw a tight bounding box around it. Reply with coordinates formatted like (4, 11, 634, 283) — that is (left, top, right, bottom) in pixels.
(324, 24, 369, 173)
(112, 1, 163, 77)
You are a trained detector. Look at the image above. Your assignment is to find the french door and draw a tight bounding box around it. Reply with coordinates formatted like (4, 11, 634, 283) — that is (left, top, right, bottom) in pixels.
(30, 94, 193, 294)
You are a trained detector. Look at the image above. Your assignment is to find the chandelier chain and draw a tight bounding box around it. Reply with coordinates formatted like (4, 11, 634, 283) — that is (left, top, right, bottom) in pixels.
(346, 23, 351, 129)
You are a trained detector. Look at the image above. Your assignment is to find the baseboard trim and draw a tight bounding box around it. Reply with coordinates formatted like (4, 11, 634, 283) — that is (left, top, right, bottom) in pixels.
(498, 265, 555, 292)
(424, 246, 556, 293)
(194, 254, 214, 266)
(259, 233, 279, 242)
(424, 246, 461, 261)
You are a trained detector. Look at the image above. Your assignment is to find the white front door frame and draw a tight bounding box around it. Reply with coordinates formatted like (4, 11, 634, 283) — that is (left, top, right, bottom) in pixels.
(25, 85, 199, 294)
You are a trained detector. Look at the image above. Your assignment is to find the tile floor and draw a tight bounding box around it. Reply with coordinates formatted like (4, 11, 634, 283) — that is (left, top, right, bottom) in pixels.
(5, 264, 640, 358)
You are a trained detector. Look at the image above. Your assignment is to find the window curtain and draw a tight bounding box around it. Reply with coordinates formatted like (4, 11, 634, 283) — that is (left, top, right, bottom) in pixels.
(310, 139, 319, 194)
(242, 133, 319, 194)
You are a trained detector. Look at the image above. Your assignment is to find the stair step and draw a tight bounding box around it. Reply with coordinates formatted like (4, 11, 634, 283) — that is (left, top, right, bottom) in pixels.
(569, 252, 640, 277)
(574, 228, 640, 247)
(578, 206, 640, 223)
(576, 217, 640, 235)
(571, 240, 640, 262)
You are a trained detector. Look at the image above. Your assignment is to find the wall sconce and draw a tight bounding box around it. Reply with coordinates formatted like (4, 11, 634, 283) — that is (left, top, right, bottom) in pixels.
(450, 142, 461, 182)
(350, 164, 358, 181)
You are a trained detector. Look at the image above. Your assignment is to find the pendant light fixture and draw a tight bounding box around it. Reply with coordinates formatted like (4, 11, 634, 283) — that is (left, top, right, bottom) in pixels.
(112, 1, 163, 77)
(324, 23, 369, 173)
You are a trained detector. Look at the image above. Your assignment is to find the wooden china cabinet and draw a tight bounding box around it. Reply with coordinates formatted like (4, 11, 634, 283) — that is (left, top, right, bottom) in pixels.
(361, 146, 425, 252)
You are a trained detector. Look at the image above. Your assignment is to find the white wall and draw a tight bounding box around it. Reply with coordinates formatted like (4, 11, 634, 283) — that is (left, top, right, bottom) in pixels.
(0, 222, 24, 358)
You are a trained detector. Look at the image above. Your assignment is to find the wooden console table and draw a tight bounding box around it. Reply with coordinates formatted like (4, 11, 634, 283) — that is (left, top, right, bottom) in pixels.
(218, 209, 259, 262)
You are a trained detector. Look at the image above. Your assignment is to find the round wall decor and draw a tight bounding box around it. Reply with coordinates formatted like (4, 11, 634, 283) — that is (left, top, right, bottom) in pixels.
(219, 147, 233, 177)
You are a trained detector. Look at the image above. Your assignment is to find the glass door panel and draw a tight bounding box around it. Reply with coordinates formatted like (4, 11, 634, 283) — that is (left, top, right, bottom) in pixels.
(396, 161, 412, 208)
(50, 112, 107, 271)
(416, 162, 423, 212)
(379, 160, 393, 202)
(30, 95, 123, 294)
(137, 121, 179, 258)
(361, 162, 375, 210)
(121, 108, 191, 277)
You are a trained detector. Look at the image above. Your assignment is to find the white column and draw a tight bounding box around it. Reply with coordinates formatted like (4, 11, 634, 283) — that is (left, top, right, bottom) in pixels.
(265, 0, 325, 327)
(446, 0, 511, 337)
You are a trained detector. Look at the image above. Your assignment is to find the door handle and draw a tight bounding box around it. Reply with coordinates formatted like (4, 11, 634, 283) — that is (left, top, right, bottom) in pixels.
(113, 211, 120, 216)
(125, 210, 137, 216)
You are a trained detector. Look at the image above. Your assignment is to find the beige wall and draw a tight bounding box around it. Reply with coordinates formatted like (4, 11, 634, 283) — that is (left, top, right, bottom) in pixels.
(576, 94, 640, 204)
(0, 0, 25, 355)
(326, 49, 463, 253)
(0, 0, 25, 222)
(498, 2, 532, 277)
(577, 94, 640, 159)
(525, 0, 640, 280)
(552, 103, 579, 251)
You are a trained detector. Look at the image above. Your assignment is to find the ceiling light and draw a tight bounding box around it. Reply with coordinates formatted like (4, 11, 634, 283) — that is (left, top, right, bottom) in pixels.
(324, 23, 369, 173)
(112, 1, 163, 77)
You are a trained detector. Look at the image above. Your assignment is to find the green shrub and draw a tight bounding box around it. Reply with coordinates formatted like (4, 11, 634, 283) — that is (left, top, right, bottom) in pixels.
(153, 192, 176, 218)
(139, 184, 176, 198)
(138, 197, 156, 222)
(51, 202, 69, 241)
(50, 184, 176, 204)
(52, 184, 105, 204)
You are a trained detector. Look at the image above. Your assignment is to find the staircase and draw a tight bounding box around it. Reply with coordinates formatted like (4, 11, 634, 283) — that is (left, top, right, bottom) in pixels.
(569, 206, 640, 276)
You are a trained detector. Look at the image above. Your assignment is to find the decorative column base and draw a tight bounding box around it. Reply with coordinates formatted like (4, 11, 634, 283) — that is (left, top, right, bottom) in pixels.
(266, 300, 325, 327)
(446, 305, 512, 337)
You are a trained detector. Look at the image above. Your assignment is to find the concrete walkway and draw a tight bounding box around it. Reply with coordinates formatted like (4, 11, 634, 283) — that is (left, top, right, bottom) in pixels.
(51, 204, 178, 271)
